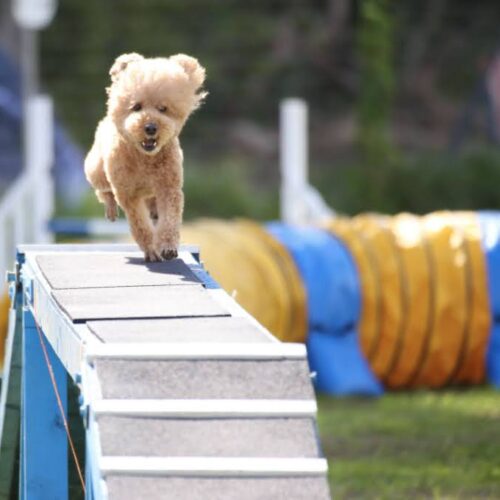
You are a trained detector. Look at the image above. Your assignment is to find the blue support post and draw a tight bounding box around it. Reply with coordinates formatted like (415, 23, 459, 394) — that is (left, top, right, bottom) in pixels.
(20, 309, 68, 500)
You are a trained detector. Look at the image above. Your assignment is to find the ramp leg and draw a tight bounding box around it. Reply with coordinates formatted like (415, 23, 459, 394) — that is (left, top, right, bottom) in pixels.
(85, 440, 98, 500)
(0, 305, 23, 498)
(20, 310, 68, 500)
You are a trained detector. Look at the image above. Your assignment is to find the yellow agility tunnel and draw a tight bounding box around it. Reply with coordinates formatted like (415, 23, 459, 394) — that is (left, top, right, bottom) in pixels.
(181, 211, 500, 395)
(326, 212, 490, 389)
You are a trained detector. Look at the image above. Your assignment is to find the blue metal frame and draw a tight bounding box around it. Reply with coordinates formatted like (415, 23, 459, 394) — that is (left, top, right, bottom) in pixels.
(20, 309, 68, 499)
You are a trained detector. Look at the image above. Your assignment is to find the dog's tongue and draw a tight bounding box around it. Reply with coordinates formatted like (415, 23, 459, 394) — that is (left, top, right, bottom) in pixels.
(141, 138, 157, 152)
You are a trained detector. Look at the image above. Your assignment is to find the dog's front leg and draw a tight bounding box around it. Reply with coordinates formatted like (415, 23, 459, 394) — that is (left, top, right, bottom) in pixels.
(119, 196, 160, 262)
(154, 188, 184, 260)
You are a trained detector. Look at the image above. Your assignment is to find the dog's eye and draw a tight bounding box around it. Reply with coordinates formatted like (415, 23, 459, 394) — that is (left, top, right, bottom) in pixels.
(157, 105, 167, 113)
(131, 103, 142, 112)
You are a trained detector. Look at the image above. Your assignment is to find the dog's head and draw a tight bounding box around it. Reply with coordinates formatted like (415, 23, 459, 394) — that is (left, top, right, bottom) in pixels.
(106, 53, 206, 155)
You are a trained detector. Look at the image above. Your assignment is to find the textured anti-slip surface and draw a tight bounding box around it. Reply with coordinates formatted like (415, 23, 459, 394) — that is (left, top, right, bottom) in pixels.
(96, 359, 315, 400)
(36, 253, 200, 289)
(98, 417, 319, 457)
(105, 477, 331, 500)
(52, 285, 228, 322)
(87, 317, 273, 343)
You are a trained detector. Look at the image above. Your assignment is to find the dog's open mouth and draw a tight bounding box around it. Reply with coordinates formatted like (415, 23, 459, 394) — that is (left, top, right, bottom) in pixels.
(141, 138, 157, 152)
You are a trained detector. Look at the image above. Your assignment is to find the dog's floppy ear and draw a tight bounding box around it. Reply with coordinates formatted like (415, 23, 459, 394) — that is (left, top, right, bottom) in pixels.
(109, 53, 144, 82)
(170, 54, 206, 89)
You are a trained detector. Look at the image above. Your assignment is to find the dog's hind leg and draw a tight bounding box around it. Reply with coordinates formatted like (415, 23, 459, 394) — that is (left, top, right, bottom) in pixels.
(84, 143, 119, 221)
(146, 197, 158, 224)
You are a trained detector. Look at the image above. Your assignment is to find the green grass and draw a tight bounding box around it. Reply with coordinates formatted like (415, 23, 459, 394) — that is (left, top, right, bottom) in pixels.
(317, 388, 500, 499)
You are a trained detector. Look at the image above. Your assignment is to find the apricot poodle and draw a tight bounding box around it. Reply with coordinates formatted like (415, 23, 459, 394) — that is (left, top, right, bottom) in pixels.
(84, 52, 206, 261)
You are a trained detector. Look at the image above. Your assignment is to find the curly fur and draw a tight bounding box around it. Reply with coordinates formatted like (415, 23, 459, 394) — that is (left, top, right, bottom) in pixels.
(84, 52, 206, 261)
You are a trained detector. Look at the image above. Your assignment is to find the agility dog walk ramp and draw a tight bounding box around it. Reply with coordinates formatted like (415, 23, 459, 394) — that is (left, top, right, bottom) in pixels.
(0, 244, 330, 499)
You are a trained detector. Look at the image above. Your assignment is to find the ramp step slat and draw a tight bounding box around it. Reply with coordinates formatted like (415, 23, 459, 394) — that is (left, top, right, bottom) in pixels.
(86, 343, 306, 361)
(100, 457, 328, 477)
(92, 399, 317, 418)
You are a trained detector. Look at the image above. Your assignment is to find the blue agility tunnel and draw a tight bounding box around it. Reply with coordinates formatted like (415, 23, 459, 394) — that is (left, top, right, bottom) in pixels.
(478, 211, 500, 388)
(266, 222, 383, 395)
(266, 223, 359, 332)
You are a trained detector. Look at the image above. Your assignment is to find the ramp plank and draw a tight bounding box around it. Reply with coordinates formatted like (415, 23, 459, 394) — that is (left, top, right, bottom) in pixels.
(105, 476, 331, 500)
(98, 417, 319, 458)
(95, 359, 314, 400)
(52, 285, 228, 322)
(36, 254, 200, 289)
(87, 317, 273, 344)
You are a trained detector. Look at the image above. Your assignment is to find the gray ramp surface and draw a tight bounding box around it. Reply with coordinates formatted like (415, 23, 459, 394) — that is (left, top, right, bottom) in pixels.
(36, 253, 200, 289)
(105, 476, 331, 500)
(98, 417, 319, 457)
(96, 359, 315, 400)
(87, 317, 273, 343)
(52, 285, 228, 322)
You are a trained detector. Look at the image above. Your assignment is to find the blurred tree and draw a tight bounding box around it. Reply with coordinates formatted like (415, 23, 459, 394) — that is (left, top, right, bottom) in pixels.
(0, 0, 497, 215)
(400, 0, 448, 90)
(357, 0, 395, 163)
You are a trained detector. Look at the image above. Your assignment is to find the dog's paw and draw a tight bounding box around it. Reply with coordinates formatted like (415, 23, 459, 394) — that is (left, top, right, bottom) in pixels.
(105, 203, 118, 222)
(159, 246, 178, 260)
(160, 248, 178, 261)
(144, 248, 162, 262)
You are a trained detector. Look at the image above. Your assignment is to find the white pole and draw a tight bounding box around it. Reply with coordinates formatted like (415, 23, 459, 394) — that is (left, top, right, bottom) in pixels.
(12, 0, 58, 245)
(26, 95, 54, 243)
(280, 98, 308, 225)
(20, 28, 38, 100)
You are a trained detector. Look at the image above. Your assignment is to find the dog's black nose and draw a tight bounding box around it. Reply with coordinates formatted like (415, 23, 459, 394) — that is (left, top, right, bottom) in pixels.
(144, 123, 157, 136)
